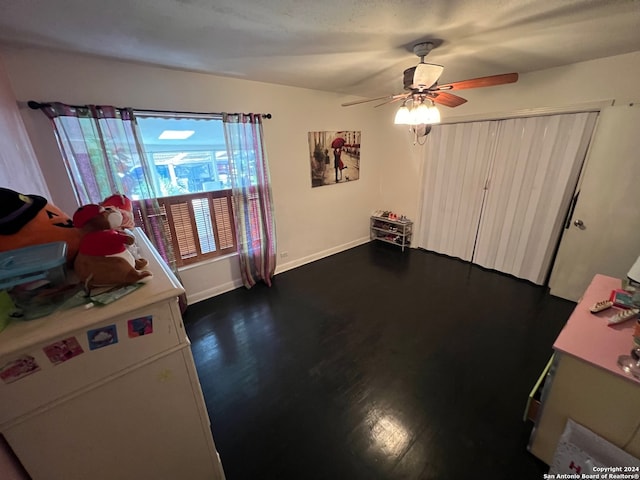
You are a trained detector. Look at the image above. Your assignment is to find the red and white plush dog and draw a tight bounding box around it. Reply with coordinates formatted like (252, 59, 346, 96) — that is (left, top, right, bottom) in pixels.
(72, 204, 151, 287)
(101, 193, 147, 269)
(101, 193, 135, 229)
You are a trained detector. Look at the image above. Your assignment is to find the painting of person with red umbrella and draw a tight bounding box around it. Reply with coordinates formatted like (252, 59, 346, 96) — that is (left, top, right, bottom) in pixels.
(308, 130, 361, 187)
(331, 136, 346, 183)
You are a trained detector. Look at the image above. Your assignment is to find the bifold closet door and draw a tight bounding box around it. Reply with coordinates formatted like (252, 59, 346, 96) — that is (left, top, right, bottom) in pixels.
(417, 121, 498, 261)
(473, 112, 597, 284)
(418, 111, 597, 285)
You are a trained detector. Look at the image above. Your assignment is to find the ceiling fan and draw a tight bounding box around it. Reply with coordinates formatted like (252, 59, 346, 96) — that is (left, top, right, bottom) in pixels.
(341, 41, 518, 120)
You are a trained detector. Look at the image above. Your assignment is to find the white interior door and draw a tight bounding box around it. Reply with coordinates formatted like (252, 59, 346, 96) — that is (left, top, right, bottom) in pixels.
(549, 104, 640, 301)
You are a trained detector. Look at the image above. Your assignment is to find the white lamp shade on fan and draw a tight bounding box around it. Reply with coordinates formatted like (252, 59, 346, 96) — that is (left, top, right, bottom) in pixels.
(427, 104, 440, 123)
(394, 105, 412, 125)
(394, 100, 440, 126)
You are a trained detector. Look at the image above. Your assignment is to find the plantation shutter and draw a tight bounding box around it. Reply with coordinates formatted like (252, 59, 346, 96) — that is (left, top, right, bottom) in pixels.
(133, 191, 235, 266)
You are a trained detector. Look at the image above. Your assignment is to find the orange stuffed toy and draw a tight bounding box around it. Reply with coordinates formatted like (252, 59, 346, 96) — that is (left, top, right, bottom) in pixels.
(72, 204, 152, 288)
(0, 187, 83, 263)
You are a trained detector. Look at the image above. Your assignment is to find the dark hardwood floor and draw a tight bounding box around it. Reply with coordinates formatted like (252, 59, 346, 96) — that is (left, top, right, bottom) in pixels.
(183, 242, 576, 480)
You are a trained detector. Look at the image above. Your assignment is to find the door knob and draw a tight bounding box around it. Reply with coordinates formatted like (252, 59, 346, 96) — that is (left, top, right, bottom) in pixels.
(574, 219, 585, 229)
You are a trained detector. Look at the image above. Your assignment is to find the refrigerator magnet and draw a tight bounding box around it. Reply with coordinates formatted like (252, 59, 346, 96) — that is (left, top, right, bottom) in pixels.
(128, 315, 153, 338)
(87, 324, 118, 350)
(0, 355, 41, 384)
(43, 337, 84, 365)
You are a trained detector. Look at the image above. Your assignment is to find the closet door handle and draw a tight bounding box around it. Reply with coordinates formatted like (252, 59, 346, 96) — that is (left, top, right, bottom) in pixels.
(573, 219, 585, 229)
(565, 191, 580, 229)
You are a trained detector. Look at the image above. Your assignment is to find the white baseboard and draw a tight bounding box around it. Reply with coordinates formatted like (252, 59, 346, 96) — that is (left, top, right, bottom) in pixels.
(274, 236, 370, 275)
(186, 278, 245, 305)
(187, 237, 371, 305)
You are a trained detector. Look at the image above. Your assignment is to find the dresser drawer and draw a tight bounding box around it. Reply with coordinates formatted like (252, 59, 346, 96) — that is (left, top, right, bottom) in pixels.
(0, 297, 185, 427)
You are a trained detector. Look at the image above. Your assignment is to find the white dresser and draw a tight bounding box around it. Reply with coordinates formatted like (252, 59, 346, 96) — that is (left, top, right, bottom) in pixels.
(0, 229, 225, 480)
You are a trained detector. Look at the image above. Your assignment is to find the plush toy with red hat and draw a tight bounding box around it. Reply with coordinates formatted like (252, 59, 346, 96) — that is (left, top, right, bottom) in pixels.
(101, 193, 135, 229)
(73, 204, 151, 288)
(0, 187, 83, 263)
(100, 193, 147, 270)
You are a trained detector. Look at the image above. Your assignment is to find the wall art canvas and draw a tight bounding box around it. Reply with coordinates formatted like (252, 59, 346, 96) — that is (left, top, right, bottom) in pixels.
(308, 130, 361, 187)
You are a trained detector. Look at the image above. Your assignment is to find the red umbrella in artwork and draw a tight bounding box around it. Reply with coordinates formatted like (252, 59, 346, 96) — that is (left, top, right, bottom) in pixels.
(331, 137, 346, 149)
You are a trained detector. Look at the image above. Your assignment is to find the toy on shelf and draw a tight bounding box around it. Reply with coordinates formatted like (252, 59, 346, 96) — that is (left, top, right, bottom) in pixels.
(72, 204, 152, 288)
(610, 289, 636, 309)
(101, 193, 147, 270)
(371, 210, 409, 222)
(0, 187, 83, 263)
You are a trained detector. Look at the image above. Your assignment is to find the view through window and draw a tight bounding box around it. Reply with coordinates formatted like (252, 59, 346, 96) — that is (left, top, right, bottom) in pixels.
(132, 114, 230, 198)
(132, 113, 236, 266)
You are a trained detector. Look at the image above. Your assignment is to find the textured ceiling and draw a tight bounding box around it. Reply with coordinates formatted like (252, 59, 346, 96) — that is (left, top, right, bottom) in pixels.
(1, 0, 639, 100)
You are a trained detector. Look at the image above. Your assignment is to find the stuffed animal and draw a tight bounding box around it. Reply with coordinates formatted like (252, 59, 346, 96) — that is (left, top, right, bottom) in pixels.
(0, 187, 83, 263)
(101, 193, 147, 270)
(72, 204, 152, 288)
(101, 193, 135, 229)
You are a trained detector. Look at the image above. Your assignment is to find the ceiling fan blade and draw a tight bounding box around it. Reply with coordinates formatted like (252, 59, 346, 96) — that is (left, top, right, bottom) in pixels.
(341, 94, 405, 107)
(430, 91, 468, 107)
(374, 93, 410, 108)
(434, 73, 518, 91)
(403, 63, 444, 91)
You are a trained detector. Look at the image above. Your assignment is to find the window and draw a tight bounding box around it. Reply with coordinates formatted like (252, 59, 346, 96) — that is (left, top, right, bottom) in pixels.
(131, 113, 236, 266)
(44, 105, 270, 271)
(131, 114, 230, 197)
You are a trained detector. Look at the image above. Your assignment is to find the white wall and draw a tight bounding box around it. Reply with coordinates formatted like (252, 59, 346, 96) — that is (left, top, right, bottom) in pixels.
(442, 51, 640, 118)
(0, 46, 407, 303)
(5, 46, 637, 303)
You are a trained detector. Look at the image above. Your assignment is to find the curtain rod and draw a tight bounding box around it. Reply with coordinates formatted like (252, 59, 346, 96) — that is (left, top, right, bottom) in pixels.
(27, 101, 272, 119)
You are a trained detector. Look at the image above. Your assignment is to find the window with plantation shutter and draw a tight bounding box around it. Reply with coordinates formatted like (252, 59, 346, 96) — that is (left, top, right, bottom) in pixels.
(132, 190, 236, 267)
(212, 195, 235, 250)
(123, 112, 242, 267)
(44, 106, 247, 268)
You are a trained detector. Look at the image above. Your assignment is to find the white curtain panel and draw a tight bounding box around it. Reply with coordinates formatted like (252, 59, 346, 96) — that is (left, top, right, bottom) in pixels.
(474, 112, 597, 284)
(418, 121, 499, 261)
(0, 55, 50, 197)
(418, 111, 597, 284)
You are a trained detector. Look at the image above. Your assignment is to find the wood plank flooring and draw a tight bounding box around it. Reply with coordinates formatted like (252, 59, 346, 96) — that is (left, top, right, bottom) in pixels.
(184, 242, 575, 479)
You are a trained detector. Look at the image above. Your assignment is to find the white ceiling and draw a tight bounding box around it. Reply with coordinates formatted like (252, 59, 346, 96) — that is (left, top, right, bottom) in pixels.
(1, 0, 639, 100)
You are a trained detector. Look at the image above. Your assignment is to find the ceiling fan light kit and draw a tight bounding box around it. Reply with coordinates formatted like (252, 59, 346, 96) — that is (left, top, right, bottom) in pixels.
(342, 41, 518, 139)
(394, 98, 441, 125)
(394, 104, 412, 124)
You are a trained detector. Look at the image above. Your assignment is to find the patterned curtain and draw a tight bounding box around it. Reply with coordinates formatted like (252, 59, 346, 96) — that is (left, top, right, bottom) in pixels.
(40, 103, 185, 307)
(223, 113, 277, 288)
